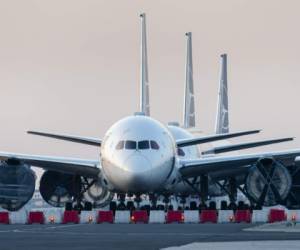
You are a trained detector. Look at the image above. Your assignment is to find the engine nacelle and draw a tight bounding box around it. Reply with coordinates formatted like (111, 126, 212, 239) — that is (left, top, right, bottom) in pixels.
(83, 179, 114, 208)
(40, 171, 81, 207)
(245, 158, 292, 206)
(0, 159, 35, 211)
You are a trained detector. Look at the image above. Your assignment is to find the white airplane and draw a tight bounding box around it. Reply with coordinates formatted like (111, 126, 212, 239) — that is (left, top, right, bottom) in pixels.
(1, 13, 299, 212)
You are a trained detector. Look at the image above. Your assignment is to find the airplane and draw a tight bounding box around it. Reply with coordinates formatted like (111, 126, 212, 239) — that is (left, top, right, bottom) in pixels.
(1, 13, 299, 212)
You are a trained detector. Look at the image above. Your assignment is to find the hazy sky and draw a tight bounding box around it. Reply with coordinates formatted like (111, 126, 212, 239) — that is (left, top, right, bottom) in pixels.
(0, 0, 299, 178)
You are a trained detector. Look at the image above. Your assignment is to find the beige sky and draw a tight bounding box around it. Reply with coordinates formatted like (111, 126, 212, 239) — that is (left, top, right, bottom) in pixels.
(0, 0, 299, 178)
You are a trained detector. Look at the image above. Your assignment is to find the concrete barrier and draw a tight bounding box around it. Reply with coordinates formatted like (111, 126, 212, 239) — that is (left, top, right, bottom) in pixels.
(149, 211, 165, 223)
(252, 209, 269, 223)
(10, 210, 27, 224)
(114, 211, 130, 223)
(286, 210, 300, 222)
(80, 211, 96, 224)
(43, 208, 63, 224)
(183, 210, 199, 223)
(218, 210, 234, 223)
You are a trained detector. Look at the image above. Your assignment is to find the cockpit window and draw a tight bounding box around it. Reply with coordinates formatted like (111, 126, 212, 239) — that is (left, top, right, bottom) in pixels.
(150, 140, 159, 150)
(125, 140, 137, 150)
(138, 140, 150, 150)
(116, 141, 124, 150)
(177, 148, 185, 156)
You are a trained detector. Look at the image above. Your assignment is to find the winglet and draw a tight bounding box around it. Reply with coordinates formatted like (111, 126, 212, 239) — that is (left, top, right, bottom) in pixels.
(215, 54, 229, 134)
(139, 13, 150, 116)
(183, 32, 196, 128)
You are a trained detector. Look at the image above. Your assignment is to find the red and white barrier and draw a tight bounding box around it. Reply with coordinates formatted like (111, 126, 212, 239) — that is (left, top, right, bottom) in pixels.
(80, 211, 96, 224)
(62, 211, 79, 224)
(0, 212, 9, 224)
(114, 211, 130, 223)
(97, 210, 114, 223)
(200, 210, 217, 223)
(184, 211, 199, 223)
(0, 207, 298, 225)
(166, 211, 184, 224)
(149, 210, 165, 223)
(131, 210, 148, 224)
(287, 210, 300, 222)
(234, 210, 251, 223)
(252, 209, 269, 223)
(44, 208, 63, 224)
(10, 210, 27, 224)
(218, 210, 234, 223)
(268, 208, 286, 223)
(28, 211, 45, 224)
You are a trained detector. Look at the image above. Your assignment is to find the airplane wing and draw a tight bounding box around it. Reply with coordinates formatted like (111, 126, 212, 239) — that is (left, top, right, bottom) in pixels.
(202, 137, 294, 155)
(27, 131, 101, 147)
(176, 129, 260, 147)
(179, 149, 300, 178)
(0, 151, 100, 178)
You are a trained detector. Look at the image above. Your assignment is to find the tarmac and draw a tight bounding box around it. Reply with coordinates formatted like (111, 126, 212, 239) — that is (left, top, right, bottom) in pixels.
(1, 223, 300, 250)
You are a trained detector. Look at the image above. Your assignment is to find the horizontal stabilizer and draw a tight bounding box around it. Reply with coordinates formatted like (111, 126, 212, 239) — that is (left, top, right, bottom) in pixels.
(202, 137, 294, 155)
(176, 129, 260, 147)
(27, 131, 101, 147)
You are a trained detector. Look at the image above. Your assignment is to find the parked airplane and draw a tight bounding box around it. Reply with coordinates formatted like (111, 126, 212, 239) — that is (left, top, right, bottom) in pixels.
(1, 14, 299, 212)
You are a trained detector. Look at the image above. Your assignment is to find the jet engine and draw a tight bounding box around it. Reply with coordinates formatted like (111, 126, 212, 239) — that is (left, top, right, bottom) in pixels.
(245, 158, 292, 206)
(39, 171, 81, 207)
(0, 159, 35, 211)
(83, 179, 114, 208)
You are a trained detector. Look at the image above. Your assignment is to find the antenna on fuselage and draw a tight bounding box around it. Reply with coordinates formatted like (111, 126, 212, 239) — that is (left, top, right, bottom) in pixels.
(139, 13, 150, 116)
(183, 32, 196, 129)
(215, 54, 229, 134)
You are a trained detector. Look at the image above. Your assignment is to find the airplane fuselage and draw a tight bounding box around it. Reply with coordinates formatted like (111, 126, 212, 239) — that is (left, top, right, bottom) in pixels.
(100, 114, 179, 194)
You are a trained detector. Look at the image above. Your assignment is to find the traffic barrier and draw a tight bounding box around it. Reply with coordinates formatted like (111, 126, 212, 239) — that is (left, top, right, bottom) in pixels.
(114, 211, 130, 223)
(10, 210, 27, 224)
(251, 209, 269, 223)
(131, 210, 148, 224)
(62, 211, 79, 224)
(80, 211, 96, 224)
(0, 212, 9, 224)
(218, 210, 234, 223)
(44, 208, 63, 224)
(97, 210, 114, 224)
(166, 210, 184, 224)
(200, 210, 217, 223)
(268, 209, 286, 223)
(286, 210, 300, 222)
(234, 210, 251, 223)
(149, 210, 165, 223)
(28, 211, 44, 224)
(183, 210, 199, 223)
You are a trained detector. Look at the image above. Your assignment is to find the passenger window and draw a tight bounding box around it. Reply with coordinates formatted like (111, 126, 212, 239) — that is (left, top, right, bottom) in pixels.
(138, 140, 150, 150)
(150, 140, 159, 150)
(177, 148, 185, 156)
(125, 140, 137, 150)
(116, 141, 124, 150)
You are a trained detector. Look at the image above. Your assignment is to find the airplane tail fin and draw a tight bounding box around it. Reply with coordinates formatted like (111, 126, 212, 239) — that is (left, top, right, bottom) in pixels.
(183, 32, 196, 128)
(139, 13, 150, 116)
(215, 54, 229, 134)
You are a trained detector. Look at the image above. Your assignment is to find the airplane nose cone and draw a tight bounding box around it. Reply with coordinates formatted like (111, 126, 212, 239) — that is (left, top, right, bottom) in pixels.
(123, 154, 152, 191)
(124, 154, 152, 173)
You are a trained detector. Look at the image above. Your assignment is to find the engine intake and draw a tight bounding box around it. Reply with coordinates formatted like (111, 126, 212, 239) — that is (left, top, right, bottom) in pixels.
(0, 160, 35, 211)
(245, 157, 292, 206)
(39, 171, 81, 207)
(83, 179, 114, 208)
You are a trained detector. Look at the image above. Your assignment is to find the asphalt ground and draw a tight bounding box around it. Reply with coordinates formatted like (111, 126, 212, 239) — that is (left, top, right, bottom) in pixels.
(0, 223, 300, 250)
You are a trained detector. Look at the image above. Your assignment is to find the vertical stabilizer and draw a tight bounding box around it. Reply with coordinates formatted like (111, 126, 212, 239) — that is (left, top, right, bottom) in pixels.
(139, 13, 150, 116)
(183, 32, 196, 128)
(215, 54, 229, 134)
